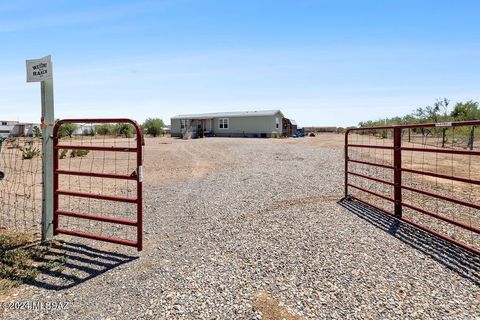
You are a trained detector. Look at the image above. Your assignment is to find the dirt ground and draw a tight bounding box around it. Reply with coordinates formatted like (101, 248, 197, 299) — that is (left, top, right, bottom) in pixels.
(0, 134, 345, 245)
(142, 134, 345, 185)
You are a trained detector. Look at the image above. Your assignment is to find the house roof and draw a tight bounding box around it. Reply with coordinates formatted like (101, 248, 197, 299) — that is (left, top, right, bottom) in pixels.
(172, 110, 284, 120)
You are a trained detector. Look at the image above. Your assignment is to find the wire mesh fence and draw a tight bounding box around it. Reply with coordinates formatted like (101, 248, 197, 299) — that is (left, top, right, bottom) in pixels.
(346, 128, 395, 214)
(0, 137, 42, 236)
(346, 123, 480, 254)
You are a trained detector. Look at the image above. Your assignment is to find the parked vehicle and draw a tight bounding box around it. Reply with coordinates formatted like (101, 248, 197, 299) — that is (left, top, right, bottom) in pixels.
(294, 129, 305, 138)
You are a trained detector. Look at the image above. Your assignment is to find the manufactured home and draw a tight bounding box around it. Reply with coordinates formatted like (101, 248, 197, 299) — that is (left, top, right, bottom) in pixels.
(0, 120, 19, 137)
(171, 110, 295, 138)
(9, 123, 36, 137)
(74, 124, 95, 136)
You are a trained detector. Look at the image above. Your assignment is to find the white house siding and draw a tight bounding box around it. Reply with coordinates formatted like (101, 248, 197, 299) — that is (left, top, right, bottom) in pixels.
(212, 115, 282, 137)
(0, 121, 19, 137)
(74, 124, 95, 135)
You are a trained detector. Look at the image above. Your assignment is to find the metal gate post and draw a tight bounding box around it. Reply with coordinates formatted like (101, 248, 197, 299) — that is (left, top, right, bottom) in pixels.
(393, 127, 402, 218)
(136, 126, 143, 251)
(344, 130, 349, 197)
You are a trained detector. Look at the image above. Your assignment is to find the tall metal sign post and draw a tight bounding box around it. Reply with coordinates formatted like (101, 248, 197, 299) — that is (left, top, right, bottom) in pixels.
(26, 55, 55, 241)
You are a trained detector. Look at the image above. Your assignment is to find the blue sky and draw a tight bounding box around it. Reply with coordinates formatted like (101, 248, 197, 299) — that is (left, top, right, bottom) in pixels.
(0, 0, 479, 127)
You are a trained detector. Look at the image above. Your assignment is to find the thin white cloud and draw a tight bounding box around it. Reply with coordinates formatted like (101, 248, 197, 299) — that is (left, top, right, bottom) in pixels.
(0, 1, 168, 33)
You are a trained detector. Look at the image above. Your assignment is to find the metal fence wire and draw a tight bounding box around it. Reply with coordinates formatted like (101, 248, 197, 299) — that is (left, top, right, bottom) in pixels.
(0, 137, 42, 235)
(345, 121, 480, 255)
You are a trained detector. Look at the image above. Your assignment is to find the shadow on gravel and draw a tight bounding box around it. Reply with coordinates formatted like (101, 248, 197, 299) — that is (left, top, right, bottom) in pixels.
(29, 241, 138, 291)
(338, 198, 480, 286)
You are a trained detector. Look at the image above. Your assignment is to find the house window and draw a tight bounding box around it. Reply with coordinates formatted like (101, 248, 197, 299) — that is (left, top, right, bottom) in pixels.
(1, 122, 7, 126)
(181, 120, 189, 129)
(219, 118, 229, 129)
(276, 117, 280, 129)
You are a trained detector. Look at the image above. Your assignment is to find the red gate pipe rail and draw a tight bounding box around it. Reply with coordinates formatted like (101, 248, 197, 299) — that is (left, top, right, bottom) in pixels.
(401, 168, 480, 186)
(54, 145, 138, 152)
(347, 159, 395, 170)
(347, 184, 395, 203)
(53, 118, 143, 251)
(401, 146, 480, 156)
(56, 190, 138, 203)
(55, 228, 138, 248)
(56, 210, 138, 226)
(344, 120, 480, 255)
(347, 171, 395, 186)
(401, 185, 480, 210)
(55, 169, 137, 180)
(347, 144, 394, 150)
(400, 202, 480, 234)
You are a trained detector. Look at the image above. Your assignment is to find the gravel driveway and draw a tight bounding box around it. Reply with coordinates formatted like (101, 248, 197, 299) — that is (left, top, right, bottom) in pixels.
(2, 137, 479, 319)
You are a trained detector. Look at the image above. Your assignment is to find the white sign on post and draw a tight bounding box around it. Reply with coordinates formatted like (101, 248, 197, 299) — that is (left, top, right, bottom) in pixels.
(435, 122, 453, 127)
(26, 55, 53, 82)
(26, 54, 55, 241)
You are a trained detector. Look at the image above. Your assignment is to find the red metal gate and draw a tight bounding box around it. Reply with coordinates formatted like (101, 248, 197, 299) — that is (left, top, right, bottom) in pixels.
(53, 119, 143, 251)
(345, 120, 480, 255)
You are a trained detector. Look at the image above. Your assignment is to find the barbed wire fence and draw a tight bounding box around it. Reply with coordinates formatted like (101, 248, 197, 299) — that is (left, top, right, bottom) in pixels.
(0, 136, 43, 237)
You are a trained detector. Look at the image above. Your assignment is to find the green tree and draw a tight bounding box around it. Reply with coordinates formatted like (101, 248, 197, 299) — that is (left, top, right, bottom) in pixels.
(415, 105, 441, 123)
(451, 101, 480, 121)
(402, 114, 417, 125)
(435, 98, 450, 120)
(58, 123, 78, 138)
(413, 98, 450, 123)
(33, 126, 42, 138)
(115, 123, 135, 138)
(142, 118, 164, 137)
(357, 98, 479, 143)
(95, 124, 115, 135)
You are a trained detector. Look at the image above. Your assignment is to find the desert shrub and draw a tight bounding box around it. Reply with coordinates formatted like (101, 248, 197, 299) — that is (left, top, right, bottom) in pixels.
(59, 149, 68, 159)
(70, 149, 89, 158)
(142, 118, 164, 137)
(0, 232, 66, 293)
(20, 146, 40, 159)
(33, 126, 42, 138)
